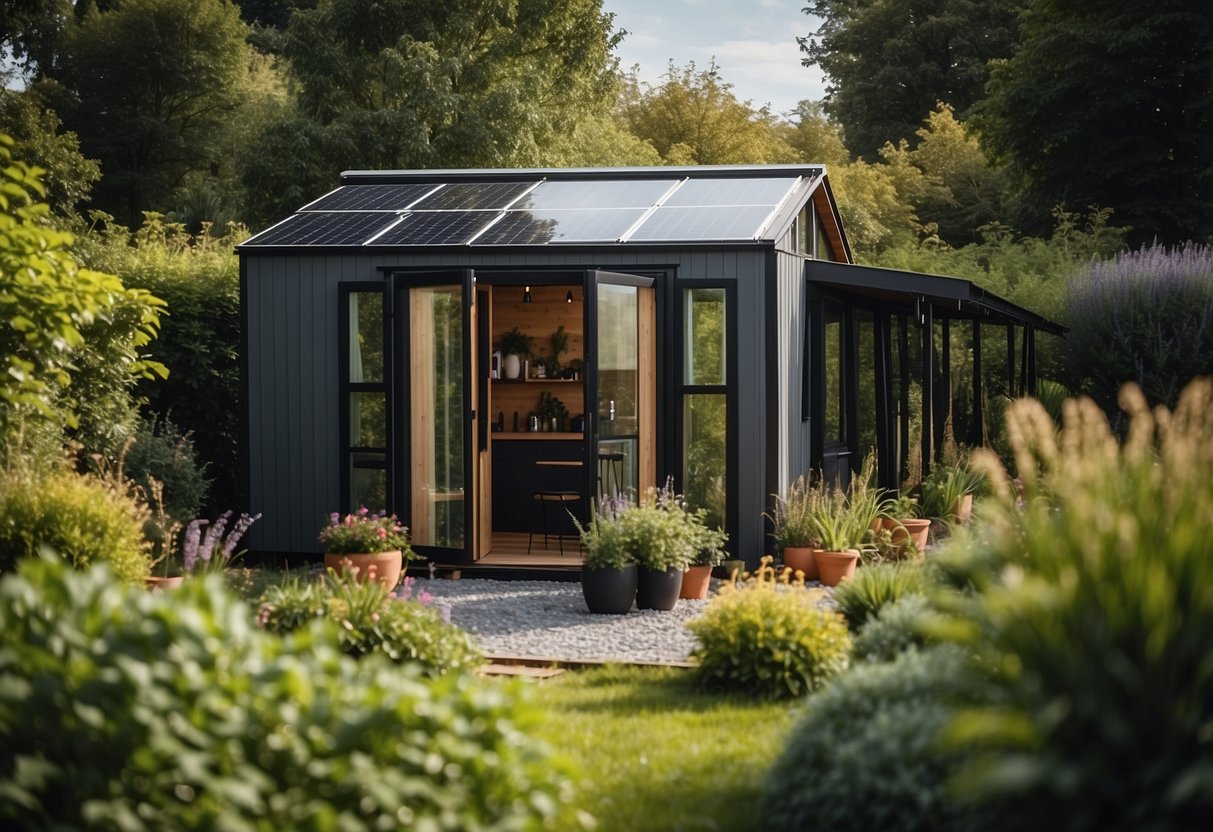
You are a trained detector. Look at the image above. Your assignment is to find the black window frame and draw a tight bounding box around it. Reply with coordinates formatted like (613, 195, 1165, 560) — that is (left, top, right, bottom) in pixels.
(338, 281, 392, 514)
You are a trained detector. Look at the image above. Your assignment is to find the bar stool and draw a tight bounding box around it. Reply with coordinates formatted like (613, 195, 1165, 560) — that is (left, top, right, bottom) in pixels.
(529, 459, 583, 555)
(597, 450, 625, 499)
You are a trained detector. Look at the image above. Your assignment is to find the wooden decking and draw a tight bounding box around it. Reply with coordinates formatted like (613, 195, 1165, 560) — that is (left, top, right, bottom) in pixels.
(475, 532, 585, 567)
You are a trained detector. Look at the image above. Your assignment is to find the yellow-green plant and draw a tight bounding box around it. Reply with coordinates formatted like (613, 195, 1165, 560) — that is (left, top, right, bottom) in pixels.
(947, 380, 1213, 830)
(690, 557, 850, 699)
(766, 473, 825, 550)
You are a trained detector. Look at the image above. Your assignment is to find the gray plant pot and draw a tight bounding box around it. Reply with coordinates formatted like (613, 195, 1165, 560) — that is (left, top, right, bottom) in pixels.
(636, 566, 683, 611)
(581, 564, 637, 614)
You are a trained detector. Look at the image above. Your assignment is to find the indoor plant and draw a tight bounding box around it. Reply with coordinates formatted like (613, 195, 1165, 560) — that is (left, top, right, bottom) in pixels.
(766, 474, 824, 579)
(497, 327, 533, 380)
(319, 508, 417, 588)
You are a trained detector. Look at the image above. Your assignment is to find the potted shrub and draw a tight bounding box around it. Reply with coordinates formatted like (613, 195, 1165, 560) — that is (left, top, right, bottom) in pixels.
(319, 509, 417, 589)
(811, 487, 865, 587)
(766, 474, 824, 579)
(879, 492, 931, 560)
(497, 327, 533, 380)
(680, 514, 729, 600)
(575, 494, 638, 614)
(920, 461, 984, 526)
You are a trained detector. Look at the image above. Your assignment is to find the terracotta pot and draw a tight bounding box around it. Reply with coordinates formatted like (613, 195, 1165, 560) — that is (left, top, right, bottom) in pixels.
(636, 566, 683, 611)
(816, 549, 861, 587)
(324, 549, 404, 588)
(680, 564, 713, 599)
(581, 564, 637, 614)
(145, 575, 184, 590)
(951, 493, 974, 525)
(782, 546, 819, 580)
(882, 517, 931, 558)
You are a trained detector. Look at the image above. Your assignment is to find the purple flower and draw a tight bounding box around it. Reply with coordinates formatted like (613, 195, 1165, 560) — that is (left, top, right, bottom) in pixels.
(183, 519, 207, 572)
(329, 512, 340, 525)
(222, 512, 261, 558)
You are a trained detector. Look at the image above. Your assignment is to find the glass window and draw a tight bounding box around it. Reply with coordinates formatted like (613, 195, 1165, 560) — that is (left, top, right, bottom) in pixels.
(348, 392, 385, 447)
(855, 311, 876, 457)
(684, 288, 726, 386)
(349, 292, 384, 382)
(824, 305, 844, 444)
(683, 393, 727, 530)
(343, 286, 389, 514)
(350, 459, 387, 514)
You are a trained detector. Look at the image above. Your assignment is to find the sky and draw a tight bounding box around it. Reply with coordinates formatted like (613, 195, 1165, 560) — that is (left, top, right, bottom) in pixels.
(603, 0, 827, 119)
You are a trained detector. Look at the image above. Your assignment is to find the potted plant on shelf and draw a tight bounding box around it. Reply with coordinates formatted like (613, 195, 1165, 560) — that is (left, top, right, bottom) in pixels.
(497, 327, 533, 380)
(319, 508, 418, 589)
(548, 325, 569, 378)
(574, 493, 639, 614)
(766, 473, 824, 579)
(538, 391, 568, 432)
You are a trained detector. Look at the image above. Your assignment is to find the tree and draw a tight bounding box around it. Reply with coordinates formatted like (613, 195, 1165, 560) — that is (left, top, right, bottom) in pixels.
(0, 136, 165, 465)
(44, 0, 254, 225)
(800, 0, 1021, 159)
(242, 0, 620, 225)
(781, 100, 851, 168)
(879, 103, 1011, 247)
(0, 87, 99, 217)
(618, 61, 797, 165)
(977, 0, 1213, 245)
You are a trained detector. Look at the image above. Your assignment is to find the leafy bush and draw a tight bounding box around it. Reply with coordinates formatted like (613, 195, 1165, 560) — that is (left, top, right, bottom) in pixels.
(832, 562, 930, 630)
(689, 566, 850, 699)
(852, 594, 943, 663)
(763, 646, 987, 832)
(0, 469, 149, 583)
(949, 380, 1213, 830)
(578, 482, 726, 572)
(258, 570, 481, 676)
(122, 413, 210, 524)
(0, 556, 575, 830)
(317, 508, 415, 555)
(1066, 243, 1213, 417)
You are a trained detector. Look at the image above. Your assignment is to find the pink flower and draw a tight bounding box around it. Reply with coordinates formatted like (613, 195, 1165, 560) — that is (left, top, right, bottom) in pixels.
(377, 527, 387, 539)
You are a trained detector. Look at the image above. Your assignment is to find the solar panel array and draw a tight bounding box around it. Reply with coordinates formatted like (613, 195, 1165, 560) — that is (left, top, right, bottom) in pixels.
(243, 175, 807, 247)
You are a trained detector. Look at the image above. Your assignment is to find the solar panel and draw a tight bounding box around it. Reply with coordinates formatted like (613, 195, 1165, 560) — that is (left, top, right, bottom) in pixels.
(474, 209, 647, 245)
(409, 182, 537, 211)
(663, 177, 800, 207)
(369, 211, 498, 246)
(514, 179, 680, 210)
(627, 205, 777, 242)
(303, 184, 435, 211)
(244, 212, 400, 246)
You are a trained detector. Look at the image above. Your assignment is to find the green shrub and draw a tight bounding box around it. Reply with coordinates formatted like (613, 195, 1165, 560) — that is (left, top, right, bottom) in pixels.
(763, 646, 988, 832)
(0, 556, 576, 831)
(947, 381, 1213, 831)
(832, 561, 930, 630)
(122, 413, 210, 524)
(1066, 243, 1213, 417)
(258, 570, 481, 676)
(688, 576, 850, 699)
(852, 594, 943, 663)
(0, 469, 149, 583)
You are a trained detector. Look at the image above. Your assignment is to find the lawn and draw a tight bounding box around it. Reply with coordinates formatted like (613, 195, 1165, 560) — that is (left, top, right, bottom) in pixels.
(520, 665, 795, 831)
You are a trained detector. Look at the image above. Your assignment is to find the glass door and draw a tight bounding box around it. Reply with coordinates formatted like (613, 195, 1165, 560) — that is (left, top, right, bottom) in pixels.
(585, 270, 656, 504)
(396, 270, 476, 561)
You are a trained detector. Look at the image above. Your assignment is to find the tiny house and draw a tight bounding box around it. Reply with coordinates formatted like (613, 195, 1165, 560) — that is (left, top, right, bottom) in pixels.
(239, 165, 1060, 569)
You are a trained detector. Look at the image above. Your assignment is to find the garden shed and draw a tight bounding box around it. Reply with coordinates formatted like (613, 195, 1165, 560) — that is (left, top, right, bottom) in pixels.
(238, 165, 1061, 570)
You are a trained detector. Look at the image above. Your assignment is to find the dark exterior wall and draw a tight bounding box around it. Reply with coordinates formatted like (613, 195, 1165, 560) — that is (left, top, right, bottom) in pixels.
(773, 234, 814, 499)
(243, 246, 773, 562)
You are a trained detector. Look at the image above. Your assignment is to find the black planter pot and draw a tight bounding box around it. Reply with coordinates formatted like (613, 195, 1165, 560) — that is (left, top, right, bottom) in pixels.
(636, 566, 683, 611)
(581, 564, 638, 614)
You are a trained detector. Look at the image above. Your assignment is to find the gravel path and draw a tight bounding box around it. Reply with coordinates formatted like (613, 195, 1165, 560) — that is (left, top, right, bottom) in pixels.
(414, 578, 835, 664)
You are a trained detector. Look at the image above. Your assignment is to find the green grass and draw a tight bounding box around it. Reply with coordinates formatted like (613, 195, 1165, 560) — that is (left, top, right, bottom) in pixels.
(521, 664, 795, 831)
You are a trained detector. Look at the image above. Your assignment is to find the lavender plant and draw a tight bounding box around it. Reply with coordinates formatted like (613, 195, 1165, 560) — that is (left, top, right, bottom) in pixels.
(1066, 243, 1213, 417)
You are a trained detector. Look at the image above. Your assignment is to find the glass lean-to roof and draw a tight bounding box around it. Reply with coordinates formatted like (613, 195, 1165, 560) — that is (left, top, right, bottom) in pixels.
(243, 168, 819, 247)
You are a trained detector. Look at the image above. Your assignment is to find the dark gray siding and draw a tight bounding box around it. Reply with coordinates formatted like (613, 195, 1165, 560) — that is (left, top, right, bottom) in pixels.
(244, 246, 773, 561)
(774, 242, 813, 497)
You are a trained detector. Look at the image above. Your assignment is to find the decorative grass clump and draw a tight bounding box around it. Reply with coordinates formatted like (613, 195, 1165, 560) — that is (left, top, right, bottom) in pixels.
(689, 561, 850, 699)
(0, 468, 149, 583)
(0, 557, 572, 831)
(852, 593, 943, 663)
(763, 645, 987, 832)
(831, 561, 930, 630)
(258, 569, 481, 676)
(949, 380, 1213, 830)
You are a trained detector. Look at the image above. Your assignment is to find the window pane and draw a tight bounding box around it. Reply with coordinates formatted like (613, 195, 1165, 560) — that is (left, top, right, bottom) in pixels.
(685, 288, 726, 386)
(350, 460, 387, 514)
(684, 393, 727, 531)
(349, 392, 385, 447)
(856, 311, 876, 458)
(597, 283, 639, 440)
(350, 292, 384, 382)
(824, 306, 844, 443)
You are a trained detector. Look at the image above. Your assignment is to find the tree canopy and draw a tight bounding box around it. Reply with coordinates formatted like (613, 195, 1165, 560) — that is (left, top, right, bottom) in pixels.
(976, 0, 1213, 245)
(800, 0, 1021, 159)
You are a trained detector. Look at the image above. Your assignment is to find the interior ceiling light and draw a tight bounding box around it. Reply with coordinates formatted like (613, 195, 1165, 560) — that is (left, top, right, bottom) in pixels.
(523, 285, 532, 303)
(566, 289, 574, 303)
